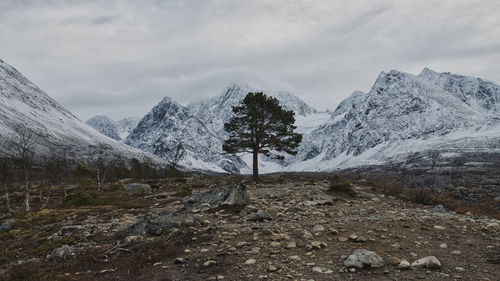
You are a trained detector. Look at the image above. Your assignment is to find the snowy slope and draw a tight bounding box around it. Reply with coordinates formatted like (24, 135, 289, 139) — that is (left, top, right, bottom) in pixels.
(0, 58, 163, 164)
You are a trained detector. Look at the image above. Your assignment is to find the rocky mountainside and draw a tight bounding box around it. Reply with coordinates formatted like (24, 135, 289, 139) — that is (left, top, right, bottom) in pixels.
(287, 69, 500, 170)
(124, 84, 330, 173)
(86, 115, 140, 141)
(125, 96, 248, 172)
(124, 69, 500, 173)
(0, 58, 162, 164)
(86, 115, 121, 141)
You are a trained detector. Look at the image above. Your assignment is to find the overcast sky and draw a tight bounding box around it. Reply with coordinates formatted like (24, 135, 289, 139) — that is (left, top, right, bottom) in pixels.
(1, 0, 499, 121)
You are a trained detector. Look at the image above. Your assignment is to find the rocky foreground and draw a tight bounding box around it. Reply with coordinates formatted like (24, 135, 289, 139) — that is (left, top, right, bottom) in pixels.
(1, 179, 499, 280)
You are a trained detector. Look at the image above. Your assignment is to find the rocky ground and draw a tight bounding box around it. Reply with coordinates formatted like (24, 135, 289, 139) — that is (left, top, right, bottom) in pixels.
(1, 177, 499, 281)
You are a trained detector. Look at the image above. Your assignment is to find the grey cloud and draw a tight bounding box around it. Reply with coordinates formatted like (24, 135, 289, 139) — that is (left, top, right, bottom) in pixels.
(0, 0, 499, 120)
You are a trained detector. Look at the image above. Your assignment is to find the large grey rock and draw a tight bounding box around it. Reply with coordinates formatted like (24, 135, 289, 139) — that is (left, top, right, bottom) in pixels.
(124, 183, 152, 194)
(411, 256, 441, 269)
(47, 245, 77, 261)
(0, 219, 14, 233)
(245, 211, 273, 222)
(183, 183, 249, 209)
(127, 211, 197, 236)
(300, 195, 334, 207)
(432, 204, 447, 214)
(344, 249, 384, 269)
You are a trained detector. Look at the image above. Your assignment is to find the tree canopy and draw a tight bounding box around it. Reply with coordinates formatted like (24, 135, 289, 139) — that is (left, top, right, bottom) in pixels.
(223, 92, 302, 181)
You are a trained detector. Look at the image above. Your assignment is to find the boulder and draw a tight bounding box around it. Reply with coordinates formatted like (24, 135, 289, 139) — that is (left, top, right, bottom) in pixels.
(47, 245, 77, 261)
(127, 211, 197, 236)
(398, 259, 411, 270)
(183, 183, 249, 209)
(59, 225, 82, 236)
(0, 219, 15, 233)
(245, 211, 272, 222)
(124, 183, 152, 194)
(411, 256, 441, 269)
(432, 204, 447, 213)
(344, 249, 384, 269)
(300, 195, 334, 207)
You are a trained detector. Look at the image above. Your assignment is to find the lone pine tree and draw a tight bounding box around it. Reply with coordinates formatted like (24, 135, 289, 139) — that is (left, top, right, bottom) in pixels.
(223, 92, 302, 181)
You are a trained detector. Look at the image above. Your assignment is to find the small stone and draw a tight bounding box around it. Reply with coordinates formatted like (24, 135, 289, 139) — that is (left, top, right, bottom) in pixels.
(217, 275, 225, 280)
(348, 234, 358, 241)
(0, 219, 15, 233)
(174, 257, 186, 264)
(246, 211, 272, 222)
(389, 257, 401, 265)
(433, 225, 446, 230)
(398, 259, 411, 270)
(267, 265, 277, 272)
(439, 243, 448, 249)
(245, 259, 256, 265)
(451, 250, 461, 255)
(279, 233, 291, 240)
(289, 255, 302, 262)
(240, 227, 253, 234)
(455, 267, 465, 272)
(360, 208, 376, 216)
(200, 248, 209, 253)
(312, 225, 325, 232)
(410, 256, 441, 269)
(409, 252, 418, 258)
(286, 241, 297, 249)
(270, 241, 281, 247)
(203, 260, 217, 267)
(349, 268, 356, 272)
(312, 267, 333, 274)
(303, 230, 313, 239)
(338, 237, 348, 242)
(236, 242, 250, 248)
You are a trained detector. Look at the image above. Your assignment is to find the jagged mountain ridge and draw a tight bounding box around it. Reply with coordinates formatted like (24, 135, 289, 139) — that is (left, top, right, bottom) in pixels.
(124, 84, 330, 173)
(86, 115, 140, 141)
(286, 69, 500, 170)
(0, 58, 163, 164)
(125, 68, 500, 173)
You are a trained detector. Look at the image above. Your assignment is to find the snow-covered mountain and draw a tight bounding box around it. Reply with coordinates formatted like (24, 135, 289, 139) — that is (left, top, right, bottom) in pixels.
(286, 69, 500, 170)
(0, 58, 162, 165)
(86, 115, 121, 141)
(86, 115, 140, 141)
(117, 117, 140, 140)
(124, 84, 330, 173)
(125, 68, 500, 173)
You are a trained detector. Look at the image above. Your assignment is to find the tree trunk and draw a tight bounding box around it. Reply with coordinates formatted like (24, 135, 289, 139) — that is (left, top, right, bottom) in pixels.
(25, 168, 30, 212)
(97, 168, 101, 191)
(41, 186, 51, 210)
(252, 150, 259, 182)
(4, 183, 11, 212)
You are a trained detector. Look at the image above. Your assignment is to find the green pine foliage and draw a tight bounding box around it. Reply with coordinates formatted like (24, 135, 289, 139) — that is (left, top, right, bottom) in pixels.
(223, 92, 302, 181)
